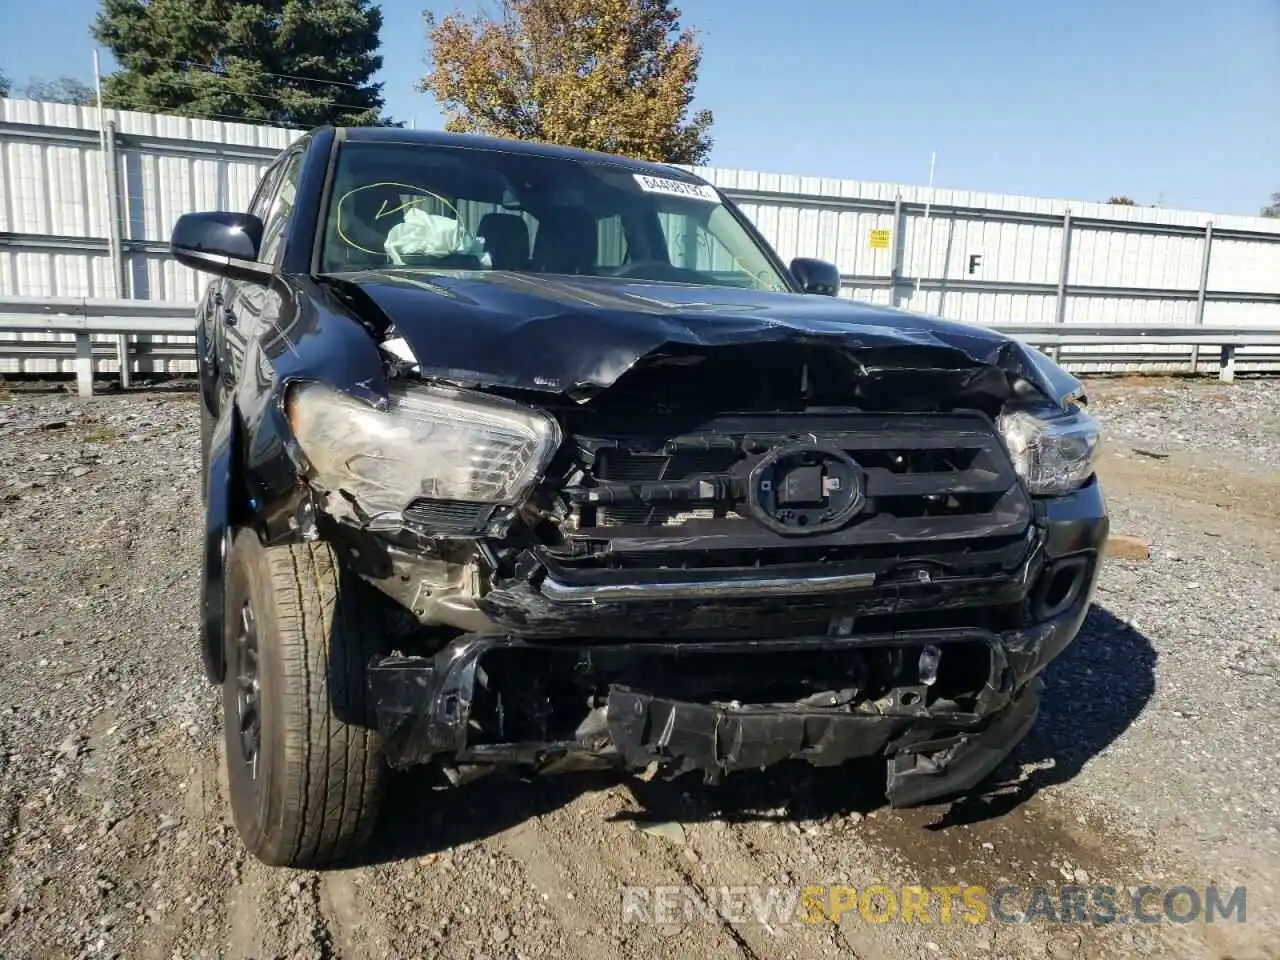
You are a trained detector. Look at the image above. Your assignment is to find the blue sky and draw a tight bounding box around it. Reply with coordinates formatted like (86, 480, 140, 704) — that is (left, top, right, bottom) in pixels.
(1, 0, 1276, 215)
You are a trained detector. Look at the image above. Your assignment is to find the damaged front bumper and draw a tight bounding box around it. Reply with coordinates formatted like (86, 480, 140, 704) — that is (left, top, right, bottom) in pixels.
(365, 593, 1086, 806)
(237, 344, 1108, 804)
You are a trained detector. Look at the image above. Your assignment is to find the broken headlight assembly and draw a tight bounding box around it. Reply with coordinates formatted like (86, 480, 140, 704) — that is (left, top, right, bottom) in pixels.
(996, 406, 1101, 496)
(285, 382, 561, 514)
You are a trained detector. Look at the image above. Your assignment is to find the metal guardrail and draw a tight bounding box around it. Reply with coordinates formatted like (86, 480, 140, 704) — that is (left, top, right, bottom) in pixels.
(0, 295, 196, 326)
(0, 297, 194, 396)
(3, 297, 1280, 397)
(991, 325, 1280, 383)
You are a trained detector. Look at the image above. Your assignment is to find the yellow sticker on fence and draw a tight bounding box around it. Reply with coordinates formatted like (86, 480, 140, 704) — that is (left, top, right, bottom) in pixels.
(869, 229, 892, 250)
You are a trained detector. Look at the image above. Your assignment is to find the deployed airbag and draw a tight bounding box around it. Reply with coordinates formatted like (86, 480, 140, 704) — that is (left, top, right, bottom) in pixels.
(385, 209, 492, 267)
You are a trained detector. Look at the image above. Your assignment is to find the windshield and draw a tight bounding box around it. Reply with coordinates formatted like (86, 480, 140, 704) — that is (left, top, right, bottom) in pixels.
(319, 140, 791, 292)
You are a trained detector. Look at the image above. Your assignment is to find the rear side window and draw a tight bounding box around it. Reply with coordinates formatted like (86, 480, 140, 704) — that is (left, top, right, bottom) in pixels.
(258, 153, 303, 265)
(249, 162, 283, 222)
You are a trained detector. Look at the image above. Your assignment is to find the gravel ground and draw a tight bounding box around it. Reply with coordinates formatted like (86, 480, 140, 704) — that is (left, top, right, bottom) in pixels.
(1085, 378, 1280, 467)
(0, 377, 1277, 960)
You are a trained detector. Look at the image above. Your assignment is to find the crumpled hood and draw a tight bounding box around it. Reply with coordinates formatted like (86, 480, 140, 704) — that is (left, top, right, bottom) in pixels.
(334, 270, 1082, 404)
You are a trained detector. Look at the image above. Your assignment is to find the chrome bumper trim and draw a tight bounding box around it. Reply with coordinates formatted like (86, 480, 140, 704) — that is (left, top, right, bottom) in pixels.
(538, 570, 877, 603)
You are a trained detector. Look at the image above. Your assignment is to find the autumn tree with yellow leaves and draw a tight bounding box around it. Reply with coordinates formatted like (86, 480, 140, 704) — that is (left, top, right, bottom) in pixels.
(418, 0, 714, 164)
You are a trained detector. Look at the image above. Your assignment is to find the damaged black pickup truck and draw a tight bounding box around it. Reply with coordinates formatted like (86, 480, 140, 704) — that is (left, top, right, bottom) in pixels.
(172, 127, 1107, 867)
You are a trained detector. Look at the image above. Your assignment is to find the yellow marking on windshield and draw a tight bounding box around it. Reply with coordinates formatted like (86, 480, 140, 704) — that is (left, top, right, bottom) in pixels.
(375, 196, 425, 220)
(334, 181, 464, 256)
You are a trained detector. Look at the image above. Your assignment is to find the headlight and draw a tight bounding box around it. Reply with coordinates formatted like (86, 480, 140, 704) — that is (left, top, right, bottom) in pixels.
(996, 407, 1101, 496)
(286, 382, 561, 514)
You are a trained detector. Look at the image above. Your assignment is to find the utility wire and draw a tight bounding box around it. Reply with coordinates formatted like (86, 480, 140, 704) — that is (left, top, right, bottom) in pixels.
(132, 55, 374, 91)
(116, 70, 374, 118)
(200, 112, 308, 128)
(131, 59, 378, 115)
(106, 55, 385, 125)
(192, 83, 376, 114)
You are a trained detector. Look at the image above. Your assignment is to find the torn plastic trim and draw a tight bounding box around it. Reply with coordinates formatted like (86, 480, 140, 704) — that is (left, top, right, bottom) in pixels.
(320, 520, 499, 634)
(885, 677, 1042, 807)
(379, 335, 420, 372)
(606, 688, 907, 779)
(365, 627, 1035, 775)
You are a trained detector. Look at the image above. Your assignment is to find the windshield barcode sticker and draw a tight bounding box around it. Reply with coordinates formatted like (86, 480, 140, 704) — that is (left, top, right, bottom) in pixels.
(633, 174, 720, 202)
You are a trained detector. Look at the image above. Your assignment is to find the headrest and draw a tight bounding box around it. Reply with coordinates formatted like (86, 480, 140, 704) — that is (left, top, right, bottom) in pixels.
(477, 213, 531, 270)
(531, 206, 598, 275)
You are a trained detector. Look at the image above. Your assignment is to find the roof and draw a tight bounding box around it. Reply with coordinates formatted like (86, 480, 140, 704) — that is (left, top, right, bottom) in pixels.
(337, 126, 703, 183)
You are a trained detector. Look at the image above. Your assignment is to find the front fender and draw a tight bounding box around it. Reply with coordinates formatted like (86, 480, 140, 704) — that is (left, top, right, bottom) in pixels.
(195, 318, 219, 417)
(200, 404, 238, 684)
(197, 276, 397, 682)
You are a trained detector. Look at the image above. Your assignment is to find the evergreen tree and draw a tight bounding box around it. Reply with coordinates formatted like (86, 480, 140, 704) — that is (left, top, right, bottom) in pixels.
(92, 0, 390, 126)
(21, 77, 98, 105)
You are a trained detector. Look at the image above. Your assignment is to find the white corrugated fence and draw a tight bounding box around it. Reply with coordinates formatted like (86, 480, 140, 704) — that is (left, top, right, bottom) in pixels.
(3, 96, 1279, 376)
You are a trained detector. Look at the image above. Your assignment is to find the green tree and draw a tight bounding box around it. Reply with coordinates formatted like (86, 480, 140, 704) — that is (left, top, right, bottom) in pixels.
(1262, 193, 1280, 218)
(1106, 196, 1138, 206)
(419, 0, 713, 163)
(20, 77, 98, 105)
(0, 68, 10, 98)
(92, 0, 390, 127)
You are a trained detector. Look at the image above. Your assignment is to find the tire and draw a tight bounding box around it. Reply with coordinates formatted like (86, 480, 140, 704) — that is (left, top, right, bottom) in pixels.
(222, 528, 386, 867)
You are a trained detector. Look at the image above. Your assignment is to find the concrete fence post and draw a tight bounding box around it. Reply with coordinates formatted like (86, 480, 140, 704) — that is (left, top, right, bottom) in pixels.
(74, 331, 95, 398)
(1192, 222, 1214, 374)
(1052, 210, 1073, 364)
(888, 195, 904, 309)
(103, 120, 131, 388)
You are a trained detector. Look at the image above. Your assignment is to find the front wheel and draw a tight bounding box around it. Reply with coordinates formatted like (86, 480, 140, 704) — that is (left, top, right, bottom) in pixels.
(222, 529, 387, 867)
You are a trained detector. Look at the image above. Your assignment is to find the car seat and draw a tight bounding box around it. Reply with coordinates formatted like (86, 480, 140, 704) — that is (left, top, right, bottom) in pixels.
(530, 206, 598, 275)
(476, 213, 531, 271)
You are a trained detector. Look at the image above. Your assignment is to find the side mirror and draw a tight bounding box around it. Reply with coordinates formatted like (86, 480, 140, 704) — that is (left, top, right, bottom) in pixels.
(790, 257, 841, 297)
(171, 212, 270, 282)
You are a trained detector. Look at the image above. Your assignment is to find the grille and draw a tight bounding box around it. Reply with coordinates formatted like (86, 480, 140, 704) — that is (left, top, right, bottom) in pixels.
(599, 504, 719, 526)
(595, 448, 736, 526)
(598, 448, 738, 482)
(564, 411, 1028, 549)
(403, 499, 493, 534)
